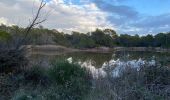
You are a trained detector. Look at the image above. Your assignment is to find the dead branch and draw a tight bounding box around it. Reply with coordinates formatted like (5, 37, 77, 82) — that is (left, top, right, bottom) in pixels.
(16, 0, 47, 49)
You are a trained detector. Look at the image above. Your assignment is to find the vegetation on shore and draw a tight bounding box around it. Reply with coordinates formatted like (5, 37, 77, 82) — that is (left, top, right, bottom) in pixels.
(1, 25, 170, 49)
(0, 58, 170, 100)
(0, 60, 91, 100)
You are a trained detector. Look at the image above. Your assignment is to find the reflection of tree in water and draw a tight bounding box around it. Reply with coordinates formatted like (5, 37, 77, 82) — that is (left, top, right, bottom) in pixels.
(65, 52, 112, 68)
(30, 51, 170, 68)
(115, 51, 170, 66)
(30, 52, 112, 68)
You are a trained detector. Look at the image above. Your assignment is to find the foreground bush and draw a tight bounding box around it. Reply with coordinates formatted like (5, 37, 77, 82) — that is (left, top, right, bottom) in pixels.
(0, 49, 28, 73)
(8, 60, 91, 100)
(109, 65, 170, 100)
(3, 58, 170, 100)
(48, 60, 89, 84)
(47, 60, 91, 100)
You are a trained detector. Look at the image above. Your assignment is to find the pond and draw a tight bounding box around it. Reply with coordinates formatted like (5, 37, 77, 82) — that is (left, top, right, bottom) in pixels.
(31, 51, 170, 68)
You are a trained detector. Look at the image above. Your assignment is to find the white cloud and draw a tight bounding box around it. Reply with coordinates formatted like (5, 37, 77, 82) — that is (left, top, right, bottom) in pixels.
(0, 0, 114, 33)
(46, 0, 114, 33)
(0, 17, 8, 25)
(0, 17, 14, 26)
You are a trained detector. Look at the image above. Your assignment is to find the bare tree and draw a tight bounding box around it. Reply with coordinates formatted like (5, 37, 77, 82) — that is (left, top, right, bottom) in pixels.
(16, 0, 47, 49)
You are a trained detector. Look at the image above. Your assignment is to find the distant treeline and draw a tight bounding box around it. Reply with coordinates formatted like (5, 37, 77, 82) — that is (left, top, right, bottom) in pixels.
(0, 24, 170, 48)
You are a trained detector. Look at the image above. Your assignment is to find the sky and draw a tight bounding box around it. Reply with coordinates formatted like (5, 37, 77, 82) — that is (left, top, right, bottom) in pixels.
(0, 0, 170, 35)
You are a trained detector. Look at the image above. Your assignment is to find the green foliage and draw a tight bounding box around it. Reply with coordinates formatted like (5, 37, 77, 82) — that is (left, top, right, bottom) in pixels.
(53, 32, 70, 46)
(8, 61, 91, 100)
(1, 24, 170, 48)
(28, 28, 55, 45)
(91, 29, 114, 47)
(20, 66, 49, 86)
(48, 60, 89, 84)
(0, 30, 11, 41)
(47, 60, 91, 99)
(53, 30, 170, 48)
(74, 34, 96, 48)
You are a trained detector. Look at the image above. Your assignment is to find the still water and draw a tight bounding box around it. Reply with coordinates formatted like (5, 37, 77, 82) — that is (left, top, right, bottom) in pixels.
(31, 51, 170, 68)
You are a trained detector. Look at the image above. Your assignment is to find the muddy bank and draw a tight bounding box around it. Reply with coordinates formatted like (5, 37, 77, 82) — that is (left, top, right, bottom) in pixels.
(25, 45, 170, 55)
(25, 45, 112, 55)
(113, 47, 170, 52)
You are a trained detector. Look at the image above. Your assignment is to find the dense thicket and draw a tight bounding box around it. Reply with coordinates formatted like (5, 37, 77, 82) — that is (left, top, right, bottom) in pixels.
(0, 60, 91, 100)
(0, 24, 170, 48)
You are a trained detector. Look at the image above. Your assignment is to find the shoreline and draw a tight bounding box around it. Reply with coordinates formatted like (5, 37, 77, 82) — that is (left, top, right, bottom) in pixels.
(25, 45, 170, 55)
(113, 47, 170, 53)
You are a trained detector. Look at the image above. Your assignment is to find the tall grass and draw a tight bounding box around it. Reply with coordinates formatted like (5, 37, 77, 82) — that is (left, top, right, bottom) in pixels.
(86, 65, 170, 100)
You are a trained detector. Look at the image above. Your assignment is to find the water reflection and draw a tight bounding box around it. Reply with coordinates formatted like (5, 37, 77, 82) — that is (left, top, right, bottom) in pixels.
(31, 51, 170, 68)
(30, 51, 170, 78)
(66, 56, 157, 78)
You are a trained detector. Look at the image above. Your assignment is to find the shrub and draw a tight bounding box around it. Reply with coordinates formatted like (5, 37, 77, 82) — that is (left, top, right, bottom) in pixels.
(144, 65, 170, 85)
(3, 65, 49, 99)
(0, 49, 28, 73)
(0, 30, 11, 41)
(48, 60, 88, 84)
(11, 61, 91, 100)
(12, 87, 45, 100)
(110, 65, 170, 100)
(21, 66, 50, 86)
(48, 60, 91, 100)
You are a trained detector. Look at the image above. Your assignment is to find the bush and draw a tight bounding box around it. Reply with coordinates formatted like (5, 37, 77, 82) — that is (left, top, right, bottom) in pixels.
(0, 30, 11, 41)
(20, 66, 50, 86)
(0, 49, 28, 73)
(48, 60, 87, 84)
(10, 61, 91, 100)
(144, 66, 170, 85)
(110, 65, 170, 100)
(12, 90, 41, 100)
(48, 60, 91, 100)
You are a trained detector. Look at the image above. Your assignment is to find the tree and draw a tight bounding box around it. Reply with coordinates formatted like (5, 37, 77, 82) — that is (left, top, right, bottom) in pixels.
(91, 29, 113, 47)
(53, 31, 70, 46)
(154, 33, 166, 47)
(141, 34, 154, 47)
(77, 34, 95, 48)
(104, 29, 117, 38)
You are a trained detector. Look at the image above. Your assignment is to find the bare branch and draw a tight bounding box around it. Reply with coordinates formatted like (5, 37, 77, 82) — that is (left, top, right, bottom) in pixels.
(16, 0, 47, 49)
